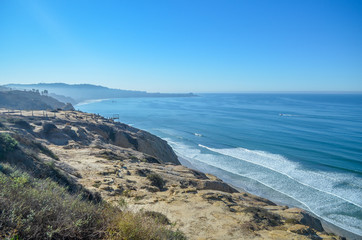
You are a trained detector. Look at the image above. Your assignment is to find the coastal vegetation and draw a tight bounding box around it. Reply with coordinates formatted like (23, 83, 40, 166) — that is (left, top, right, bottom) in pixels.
(0, 116, 185, 240)
(0, 164, 186, 240)
(147, 173, 166, 190)
(0, 133, 18, 157)
(241, 206, 282, 231)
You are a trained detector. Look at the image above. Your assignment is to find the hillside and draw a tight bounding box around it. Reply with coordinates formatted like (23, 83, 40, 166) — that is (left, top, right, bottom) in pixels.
(0, 109, 345, 240)
(0, 110, 185, 240)
(0, 90, 74, 110)
(5, 83, 196, 104)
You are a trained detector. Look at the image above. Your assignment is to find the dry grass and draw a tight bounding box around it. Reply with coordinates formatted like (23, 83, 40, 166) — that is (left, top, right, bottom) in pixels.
(106, 211, 186, 240)
(0, 132, 184, 240)
(0, 165, 108, 239)
(0, 163, 186, 240)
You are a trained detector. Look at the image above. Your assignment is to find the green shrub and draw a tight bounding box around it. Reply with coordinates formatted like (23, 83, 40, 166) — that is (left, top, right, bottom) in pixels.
(243, 206, 282, 227)
(147, 173, 165, 190)
(0, 133, 18, 157)
(14, 119, 33, 130)
(143, 211, 170, 225)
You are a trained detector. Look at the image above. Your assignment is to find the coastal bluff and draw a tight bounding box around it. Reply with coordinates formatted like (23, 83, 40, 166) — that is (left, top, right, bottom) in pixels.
(0, 90, 75, 111)
(0, 109, 346, 240)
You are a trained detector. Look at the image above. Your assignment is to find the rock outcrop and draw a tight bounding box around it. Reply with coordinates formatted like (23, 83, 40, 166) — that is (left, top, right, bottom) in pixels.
(78, 121, 180, 164)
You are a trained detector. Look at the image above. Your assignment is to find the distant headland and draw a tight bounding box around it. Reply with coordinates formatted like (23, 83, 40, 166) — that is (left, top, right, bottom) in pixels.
(4, 83, 196, 105)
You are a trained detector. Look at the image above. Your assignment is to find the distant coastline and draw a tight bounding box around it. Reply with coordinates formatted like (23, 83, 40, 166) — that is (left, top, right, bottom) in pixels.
(4, 83, 197, 105)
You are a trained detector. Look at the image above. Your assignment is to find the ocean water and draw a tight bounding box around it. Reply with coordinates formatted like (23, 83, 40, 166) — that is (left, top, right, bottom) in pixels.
(77, 93, 362, 236)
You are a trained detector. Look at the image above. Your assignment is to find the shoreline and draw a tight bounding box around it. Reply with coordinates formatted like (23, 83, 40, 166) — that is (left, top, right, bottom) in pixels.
(176, 152, 361, 240)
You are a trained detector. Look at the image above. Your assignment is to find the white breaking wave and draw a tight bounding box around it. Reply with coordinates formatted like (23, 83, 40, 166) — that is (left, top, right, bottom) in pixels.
(164, 139, 362, 236)
(198, 144, 362, 207)
(194, 133, 203, 137)
(279, 113, 301, 117)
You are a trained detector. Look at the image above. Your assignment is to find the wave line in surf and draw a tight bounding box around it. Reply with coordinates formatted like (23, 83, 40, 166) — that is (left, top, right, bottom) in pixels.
(198, 144, 362, 209)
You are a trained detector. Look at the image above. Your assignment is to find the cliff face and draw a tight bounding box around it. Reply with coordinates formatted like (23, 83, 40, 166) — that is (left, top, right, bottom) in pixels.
(0, 110, 345, 240)
(115, 129, 179, 165)
(64, 119, 180, 165)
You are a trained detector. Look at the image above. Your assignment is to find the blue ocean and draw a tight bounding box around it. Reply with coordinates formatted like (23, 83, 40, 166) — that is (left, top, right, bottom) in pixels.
(78, 93, 362, 236)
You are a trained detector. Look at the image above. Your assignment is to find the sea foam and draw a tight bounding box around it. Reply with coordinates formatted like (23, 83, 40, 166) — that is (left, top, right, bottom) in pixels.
(198, 144, 362, 208)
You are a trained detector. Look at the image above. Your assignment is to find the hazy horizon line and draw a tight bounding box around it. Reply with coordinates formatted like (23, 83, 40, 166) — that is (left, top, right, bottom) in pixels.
(195, 91, 362, 94)
(3, 82, 362, 94)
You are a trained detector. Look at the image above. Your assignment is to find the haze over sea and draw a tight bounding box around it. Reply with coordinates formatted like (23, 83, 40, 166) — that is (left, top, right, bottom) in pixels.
(78, 93, 362, 236)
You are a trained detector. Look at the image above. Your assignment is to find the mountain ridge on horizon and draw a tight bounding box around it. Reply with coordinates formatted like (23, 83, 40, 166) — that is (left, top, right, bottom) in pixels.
(4, 83, 196, 104)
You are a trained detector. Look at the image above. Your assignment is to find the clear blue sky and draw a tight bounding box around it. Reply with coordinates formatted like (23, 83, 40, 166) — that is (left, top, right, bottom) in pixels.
(0, 0, 361, 93)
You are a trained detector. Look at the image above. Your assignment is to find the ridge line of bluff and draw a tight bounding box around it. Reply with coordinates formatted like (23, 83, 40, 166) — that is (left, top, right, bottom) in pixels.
(38, 111, 180, 165)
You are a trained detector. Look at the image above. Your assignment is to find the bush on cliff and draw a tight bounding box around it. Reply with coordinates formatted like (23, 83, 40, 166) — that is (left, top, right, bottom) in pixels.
(147, 173, 165, 190)
(242, 206, 282, 231)
(12, 119, 33, 130)
(0, 133, 18, 158)
(142, 211, 171, 225)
